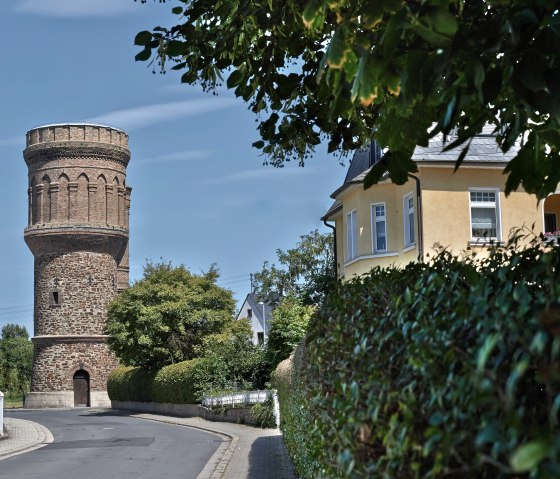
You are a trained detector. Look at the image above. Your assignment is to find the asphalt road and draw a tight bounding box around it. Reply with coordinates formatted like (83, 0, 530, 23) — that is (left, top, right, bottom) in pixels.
(2, 408, 222, 479)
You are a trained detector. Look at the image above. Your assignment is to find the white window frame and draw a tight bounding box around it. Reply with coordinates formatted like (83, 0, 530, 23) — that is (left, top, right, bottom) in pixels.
(346, 209, 358, 260)
(468, 187, 501, 242)
(371, 202, 388, 254)
(403, 193, 415, 248)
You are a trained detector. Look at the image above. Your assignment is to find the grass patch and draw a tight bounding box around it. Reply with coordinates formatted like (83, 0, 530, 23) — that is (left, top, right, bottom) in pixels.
(3, 396, 24, 408)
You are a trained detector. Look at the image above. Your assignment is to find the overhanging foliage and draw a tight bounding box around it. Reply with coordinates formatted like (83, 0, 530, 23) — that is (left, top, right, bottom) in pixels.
(136, 0, 560, 198)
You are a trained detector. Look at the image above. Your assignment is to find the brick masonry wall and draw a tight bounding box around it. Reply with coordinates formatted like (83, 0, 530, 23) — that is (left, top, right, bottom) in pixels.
(23, 124, 131, 399)
(31, 339, 119, 392)
(34, 251, 117, 336)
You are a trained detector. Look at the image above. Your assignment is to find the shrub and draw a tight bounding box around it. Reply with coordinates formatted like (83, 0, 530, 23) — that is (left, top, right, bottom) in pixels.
(266, 296, 314, 369)
(272, 340, 326, 478)
(107, 366, 154, 402)
(279, 239, 560, 478)
(251, 397, 276, 428)
(152, 360, 199, 404)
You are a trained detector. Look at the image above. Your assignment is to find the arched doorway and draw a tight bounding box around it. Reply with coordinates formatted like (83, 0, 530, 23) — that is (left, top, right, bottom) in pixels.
(73, 369, 90, 407)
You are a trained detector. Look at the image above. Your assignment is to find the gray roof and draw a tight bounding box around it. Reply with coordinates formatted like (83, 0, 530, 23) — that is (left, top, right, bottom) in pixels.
(322, 126, 520, 220)
(321, 199, 342, 221)
(413, 125, 519, 162)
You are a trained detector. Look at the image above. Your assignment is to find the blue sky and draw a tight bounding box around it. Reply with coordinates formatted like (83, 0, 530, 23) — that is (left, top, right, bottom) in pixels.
(0, 1, 346, 334)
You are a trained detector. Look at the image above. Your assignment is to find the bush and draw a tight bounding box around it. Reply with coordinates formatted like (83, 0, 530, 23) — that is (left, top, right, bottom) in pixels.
(251, 397, 276, 428)
(266, 296, 314, 369)
(152, 360, 199, 404)
(107, 366, 154, 402)
(278, 238, 560, 478)
(272, 340, 326, 478)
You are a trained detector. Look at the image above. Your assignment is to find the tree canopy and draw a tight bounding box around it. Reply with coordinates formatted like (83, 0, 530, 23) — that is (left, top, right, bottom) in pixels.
(135, 0, 560, 199)
(265, 296, 314, 369)
(252, 229, 334, 306)
(0, 324, 33, 396)
(105, 261, 236, 369)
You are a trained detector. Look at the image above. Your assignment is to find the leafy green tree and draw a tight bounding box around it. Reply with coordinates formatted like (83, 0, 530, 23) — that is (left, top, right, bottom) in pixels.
(200, 318, 270, 390)
(265, 296, 314, 369)
(0, 324, 33, 396)
(135, 0, 559, 199)
(105, 261, 236, 369)
(253, 229, 334, 306)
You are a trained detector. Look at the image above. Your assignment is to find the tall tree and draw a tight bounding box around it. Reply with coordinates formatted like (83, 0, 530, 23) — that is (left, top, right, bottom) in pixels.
(135, 0, 560, 199)
(105, 261, 236, 369)
(252, 229, 334, 306)
(0, 324, 33, 396)
(265, 296, 314, 369)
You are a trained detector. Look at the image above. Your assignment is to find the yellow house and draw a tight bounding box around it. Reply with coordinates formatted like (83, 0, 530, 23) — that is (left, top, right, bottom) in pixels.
(322, 127, 560, 280)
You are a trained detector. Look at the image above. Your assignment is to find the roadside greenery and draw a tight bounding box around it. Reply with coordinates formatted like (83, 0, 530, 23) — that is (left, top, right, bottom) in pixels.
(252, 229, 334, 306)
(135, 1, 559, 199)
(108, 318, 270, 403)
(275, 237, 560, 478)
(105, 261, 235, 369)
(0, 324, 33, 398)
(265, 296, 314, 370)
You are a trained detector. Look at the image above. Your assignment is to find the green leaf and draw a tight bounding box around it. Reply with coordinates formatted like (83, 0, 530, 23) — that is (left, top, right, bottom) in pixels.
(135, 47, 152, 62)
(227, 69, 244, 89)
(166, 40, 184, 57)
(171, 6, 183, 15)
(134, 30, 152, 46)
(510, 441, 549, 472)
(351, 54, 379, 106)
(476, 333, 500, 372)
(327, 27, 350, 69)
(302, 0, 326, 29)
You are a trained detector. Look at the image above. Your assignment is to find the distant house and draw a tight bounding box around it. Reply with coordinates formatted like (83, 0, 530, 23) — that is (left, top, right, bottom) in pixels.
(322, 126, 560, 279)
(236, 293, 273, 346)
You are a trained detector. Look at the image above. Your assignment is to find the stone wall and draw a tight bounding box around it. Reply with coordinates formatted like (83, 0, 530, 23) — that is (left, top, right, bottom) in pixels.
(23, 123, 131, 407)
(111, 401, 259, 426)
(34, 251, 117, 336)
(31, 339, 119, 392)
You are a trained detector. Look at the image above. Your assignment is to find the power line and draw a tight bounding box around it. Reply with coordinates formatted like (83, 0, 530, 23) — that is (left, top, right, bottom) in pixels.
(0, 303, 33, 312)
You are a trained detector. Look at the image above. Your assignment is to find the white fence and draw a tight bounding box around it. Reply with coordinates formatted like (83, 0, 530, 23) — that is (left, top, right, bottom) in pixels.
(202, 390, 271, 408)
(202, 389, 280, 427)
(0, 391, 4, 436)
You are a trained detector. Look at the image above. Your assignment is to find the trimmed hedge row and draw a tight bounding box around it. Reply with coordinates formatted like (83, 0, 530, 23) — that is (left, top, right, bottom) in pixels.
(108, 357, 224, 404)
(275, 239, 560, 478)
(272, 338, 326, 478)
(107, 354, 263, 404)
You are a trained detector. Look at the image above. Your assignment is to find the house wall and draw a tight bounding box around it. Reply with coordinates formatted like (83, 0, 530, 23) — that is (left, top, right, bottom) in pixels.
(333, 165, 546, 281)
(236, 300, 264, 346)
(337, 180, 419, 279)
(420, 166, 543, 258)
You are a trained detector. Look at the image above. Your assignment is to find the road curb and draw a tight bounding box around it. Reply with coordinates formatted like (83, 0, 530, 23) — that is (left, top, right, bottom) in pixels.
(0, 418, 54, 461)
(131, 413, 238, 479)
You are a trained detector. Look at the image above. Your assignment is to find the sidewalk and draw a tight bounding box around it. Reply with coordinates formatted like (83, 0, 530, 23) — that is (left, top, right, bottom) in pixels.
(0, 417, 54, 460)
(133, 413, 297, 479)
(0, 411, 297, 479)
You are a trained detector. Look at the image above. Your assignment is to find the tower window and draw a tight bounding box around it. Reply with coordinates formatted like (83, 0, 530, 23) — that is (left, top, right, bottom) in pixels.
(50, 291, 61, 307)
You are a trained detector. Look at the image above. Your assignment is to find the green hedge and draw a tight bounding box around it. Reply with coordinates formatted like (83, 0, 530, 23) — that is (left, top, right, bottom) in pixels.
(108, 355, 252, 404)
(107, 366, 154, 402)
(277, 239, 560, 478)
(272, 338, 327, 478)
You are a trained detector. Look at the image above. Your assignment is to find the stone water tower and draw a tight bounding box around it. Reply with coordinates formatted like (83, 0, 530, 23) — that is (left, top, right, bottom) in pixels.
(23, 124, 131, 408)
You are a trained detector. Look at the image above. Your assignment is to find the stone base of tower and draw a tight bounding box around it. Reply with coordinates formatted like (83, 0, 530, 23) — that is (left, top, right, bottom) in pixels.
(29, 335, 119, 409)
(24, 390, 112, 409)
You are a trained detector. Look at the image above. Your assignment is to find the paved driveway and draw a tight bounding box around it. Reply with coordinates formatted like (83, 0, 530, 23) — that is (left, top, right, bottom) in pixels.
(2, 409, 221, 479)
